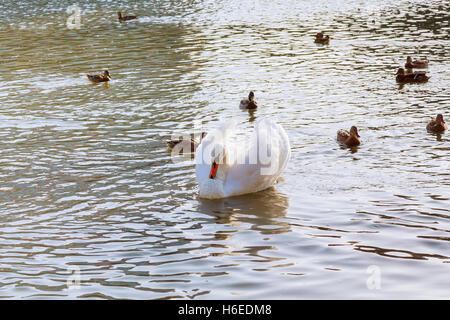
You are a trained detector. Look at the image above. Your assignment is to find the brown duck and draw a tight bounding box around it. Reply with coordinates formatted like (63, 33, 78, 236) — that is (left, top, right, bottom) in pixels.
(314, 32, 330, 44)
(405, 56, 429, 69)
(337, 126, 361, 147)
(396, 68, 429, 83)
(166, 132, 207, 153)
(118, 12, 137, 22)
(239, 91, 259, 109)
(87, 70, 111, 83)
(426, 114, 447, 133)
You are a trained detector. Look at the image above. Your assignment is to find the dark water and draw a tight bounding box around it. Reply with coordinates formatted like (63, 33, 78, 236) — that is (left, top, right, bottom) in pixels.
(0, 0, 449, 299)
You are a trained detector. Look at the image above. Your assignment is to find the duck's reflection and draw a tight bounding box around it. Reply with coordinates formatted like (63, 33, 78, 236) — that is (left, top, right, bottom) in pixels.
(435, 133, 443, 142)
(247, 109, 257, 123)
(197, 187, 290, 237)
(425, 131, 445, 142)
(430, 131, 445, 142)
(87, 81, 110, 88)
(338, 144, 360, 154)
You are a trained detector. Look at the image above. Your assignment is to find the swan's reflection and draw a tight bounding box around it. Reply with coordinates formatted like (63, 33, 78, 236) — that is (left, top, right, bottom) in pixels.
(196, 187, 290, 236)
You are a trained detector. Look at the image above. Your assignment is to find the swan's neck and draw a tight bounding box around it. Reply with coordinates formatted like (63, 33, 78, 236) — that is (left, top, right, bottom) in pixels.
(210, 159, 228, 185)
(198, 162, 229, 199)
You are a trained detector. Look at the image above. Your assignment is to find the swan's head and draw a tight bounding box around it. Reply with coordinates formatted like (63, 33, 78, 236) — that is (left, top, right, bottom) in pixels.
(195, 119, 237, 199)
(209, 143, 226, 179)
(196, 141, 228, 199)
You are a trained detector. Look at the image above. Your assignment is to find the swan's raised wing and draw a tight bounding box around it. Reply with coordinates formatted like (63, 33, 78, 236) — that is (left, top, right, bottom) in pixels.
(224, 118, 290, 196)
(251, 118, 290, 178)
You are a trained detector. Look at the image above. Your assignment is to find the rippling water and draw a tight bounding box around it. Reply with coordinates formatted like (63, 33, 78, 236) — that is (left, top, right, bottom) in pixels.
(0, 0, 449, 299)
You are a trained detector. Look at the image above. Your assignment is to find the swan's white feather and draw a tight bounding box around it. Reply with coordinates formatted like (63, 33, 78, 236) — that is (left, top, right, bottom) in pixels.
(195, 118, 290, 199)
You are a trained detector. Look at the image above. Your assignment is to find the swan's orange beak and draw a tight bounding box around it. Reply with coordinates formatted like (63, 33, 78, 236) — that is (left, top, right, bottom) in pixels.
(209, 161, 218, 179)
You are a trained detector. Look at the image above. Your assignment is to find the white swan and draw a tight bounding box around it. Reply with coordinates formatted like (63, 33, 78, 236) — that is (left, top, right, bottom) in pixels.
(195, 118, 290, 199)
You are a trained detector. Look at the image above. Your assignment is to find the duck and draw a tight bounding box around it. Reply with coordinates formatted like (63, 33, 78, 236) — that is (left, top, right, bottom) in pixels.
(166, 132, 207, 153)
(337, 126, 361, 147)
(426, 114, 447, 133)
(395, 68, 430, 83)
(314, 32, 330, 44)
(405, 56, 429, 69)
(195, 118, 290, 199)
(239, 91, 259, 109)
(87, 70, 111, 83)
(118, 12, 137, 22)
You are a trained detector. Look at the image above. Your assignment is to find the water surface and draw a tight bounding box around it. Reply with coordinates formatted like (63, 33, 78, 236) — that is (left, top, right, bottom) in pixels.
(0, 0, 449, 299)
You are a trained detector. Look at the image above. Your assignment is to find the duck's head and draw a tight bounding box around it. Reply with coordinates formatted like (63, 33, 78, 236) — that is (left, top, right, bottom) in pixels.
(316, 32, 323, 39)
(118, 12, 122, 19)
(406, 56, 412, 63)
(248, 91, 255, 101)
(396, 68, 405, 76)
(104, 70, 111, 79)
(436, 114, 445, 124)
(350, 126, 360, 138)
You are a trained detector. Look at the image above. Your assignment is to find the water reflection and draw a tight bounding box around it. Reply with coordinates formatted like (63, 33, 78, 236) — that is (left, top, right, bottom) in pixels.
(429, 132, 444, 142)
(247, 109, 257, 123)
(354, 245, 449, 260)
(88, 81, 110, 89)
(338, 144, 360, 153)
(196, 188, 290, 234)
(0, 0, 449, 299)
